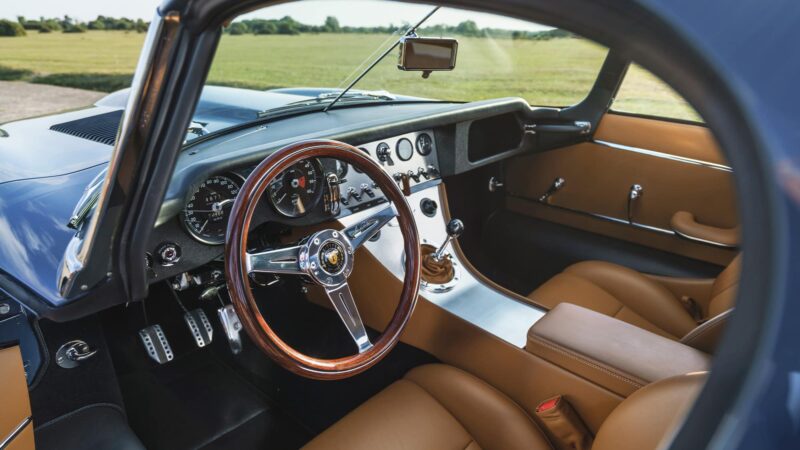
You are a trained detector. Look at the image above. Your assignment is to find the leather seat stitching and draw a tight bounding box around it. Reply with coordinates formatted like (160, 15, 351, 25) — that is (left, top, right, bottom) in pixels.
(403, 378, 480, 450)
(528, 334, 645, 389)
(405, 370, 555, 450)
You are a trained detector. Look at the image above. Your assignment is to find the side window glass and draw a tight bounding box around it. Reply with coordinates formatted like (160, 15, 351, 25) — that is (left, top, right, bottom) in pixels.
(612, 63, 701, 122)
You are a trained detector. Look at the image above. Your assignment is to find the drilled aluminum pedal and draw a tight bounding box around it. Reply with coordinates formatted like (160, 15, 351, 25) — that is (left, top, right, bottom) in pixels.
(139, 324, 174, 364)
(184, 308, 213, 348)
(217, 304, 242, 355)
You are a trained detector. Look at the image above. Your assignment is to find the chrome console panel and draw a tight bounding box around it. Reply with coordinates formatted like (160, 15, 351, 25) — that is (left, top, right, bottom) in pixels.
(338, 186, 546, 348)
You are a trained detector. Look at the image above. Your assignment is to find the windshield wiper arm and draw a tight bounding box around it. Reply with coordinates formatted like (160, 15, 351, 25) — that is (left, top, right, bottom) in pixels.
(257, 90, 397, 118)
(322, 5, 441, 112)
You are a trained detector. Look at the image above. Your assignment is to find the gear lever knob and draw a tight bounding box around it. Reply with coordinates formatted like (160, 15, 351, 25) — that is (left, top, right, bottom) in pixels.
(446, 219, 464, 238)
(433, 219, 465, 261)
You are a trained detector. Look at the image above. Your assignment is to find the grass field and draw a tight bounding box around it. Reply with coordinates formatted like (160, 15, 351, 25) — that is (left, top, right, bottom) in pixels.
(0, 31, 699, 120)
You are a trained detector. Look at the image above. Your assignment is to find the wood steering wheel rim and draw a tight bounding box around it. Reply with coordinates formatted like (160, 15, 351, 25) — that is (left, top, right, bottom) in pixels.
(225, 139, 421, 380)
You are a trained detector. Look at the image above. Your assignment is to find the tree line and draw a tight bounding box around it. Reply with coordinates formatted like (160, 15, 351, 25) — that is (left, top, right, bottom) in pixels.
(0, 15, 149, 36)
(225, 16, 573, 40)
(1, 14, 573, 40)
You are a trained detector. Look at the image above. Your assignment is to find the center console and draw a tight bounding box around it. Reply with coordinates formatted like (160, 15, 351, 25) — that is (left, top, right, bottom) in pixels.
(525, 303, 710, 397)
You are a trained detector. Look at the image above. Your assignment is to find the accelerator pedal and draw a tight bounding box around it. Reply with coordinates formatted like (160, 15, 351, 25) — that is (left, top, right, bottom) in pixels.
(184, 308, 214, 348)
(139, 324, 174, 364)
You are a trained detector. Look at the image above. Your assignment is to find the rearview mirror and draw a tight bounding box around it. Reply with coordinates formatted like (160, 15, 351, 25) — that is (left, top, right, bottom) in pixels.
(397, 37, 458, 77)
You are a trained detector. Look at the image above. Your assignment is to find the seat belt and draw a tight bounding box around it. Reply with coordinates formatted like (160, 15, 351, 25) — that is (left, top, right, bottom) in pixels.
(534, 395, 592, 450)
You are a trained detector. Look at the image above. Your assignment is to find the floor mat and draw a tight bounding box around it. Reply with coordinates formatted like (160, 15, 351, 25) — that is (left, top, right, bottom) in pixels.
(103, 283, 311, 450)
(118, 349, 310, 450)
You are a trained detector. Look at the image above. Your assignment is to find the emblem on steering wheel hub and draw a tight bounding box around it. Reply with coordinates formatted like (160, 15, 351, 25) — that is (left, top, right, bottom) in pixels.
(319, 241, 346, 274)
(299, 229, 355, 286)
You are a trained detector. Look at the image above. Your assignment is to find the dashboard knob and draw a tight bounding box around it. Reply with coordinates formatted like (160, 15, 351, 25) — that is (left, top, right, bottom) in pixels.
(376, 142, 391, 163)
(156, 242, 181, 266)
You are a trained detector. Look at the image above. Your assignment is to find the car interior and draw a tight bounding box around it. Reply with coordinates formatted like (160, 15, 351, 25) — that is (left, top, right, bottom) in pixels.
(0, 2, 742, 450)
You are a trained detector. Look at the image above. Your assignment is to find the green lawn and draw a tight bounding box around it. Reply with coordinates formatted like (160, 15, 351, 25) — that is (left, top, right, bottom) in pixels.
(0, 31, 699, 120)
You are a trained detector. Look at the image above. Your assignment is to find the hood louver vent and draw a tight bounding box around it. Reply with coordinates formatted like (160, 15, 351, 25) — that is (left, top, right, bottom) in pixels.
(50, 110, 123, 146)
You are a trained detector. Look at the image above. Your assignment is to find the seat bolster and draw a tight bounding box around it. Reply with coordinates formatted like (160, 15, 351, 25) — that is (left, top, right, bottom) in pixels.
(564, 261, 697, 337)
(302, 364, 552, 450)
(302, 377, 474, 450)
(405, 365, 552, 450)
(592, 372, 706, 450)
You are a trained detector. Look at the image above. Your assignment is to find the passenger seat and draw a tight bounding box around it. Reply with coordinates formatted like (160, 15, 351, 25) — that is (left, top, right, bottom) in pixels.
(527, 255, 740, 353)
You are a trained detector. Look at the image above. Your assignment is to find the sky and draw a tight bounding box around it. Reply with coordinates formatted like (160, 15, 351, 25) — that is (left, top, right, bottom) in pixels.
(2, 0, 550, 31)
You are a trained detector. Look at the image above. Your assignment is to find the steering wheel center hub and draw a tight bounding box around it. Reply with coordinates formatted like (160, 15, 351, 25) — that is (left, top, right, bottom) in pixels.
(300, 229, 354, 286)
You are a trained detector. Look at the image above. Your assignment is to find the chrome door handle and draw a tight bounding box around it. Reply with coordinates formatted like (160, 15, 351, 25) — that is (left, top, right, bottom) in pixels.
(538, 177, 566, 203)
(627, 184, 644, 225)
(56, 340, 97, 368)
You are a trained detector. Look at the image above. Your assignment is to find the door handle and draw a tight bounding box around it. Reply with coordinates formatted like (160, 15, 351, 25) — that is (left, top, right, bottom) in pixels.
(627, 184, 644, 225)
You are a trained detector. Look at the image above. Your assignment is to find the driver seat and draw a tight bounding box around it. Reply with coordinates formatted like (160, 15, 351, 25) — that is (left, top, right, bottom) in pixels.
(302, 364, 705, 450)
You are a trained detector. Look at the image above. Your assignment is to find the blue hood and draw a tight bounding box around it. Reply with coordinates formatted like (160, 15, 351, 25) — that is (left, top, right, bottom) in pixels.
(0, 86, 324, 184)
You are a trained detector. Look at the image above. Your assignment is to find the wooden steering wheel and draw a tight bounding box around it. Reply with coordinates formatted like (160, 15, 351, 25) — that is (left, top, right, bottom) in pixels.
(225, 140, 421, 380)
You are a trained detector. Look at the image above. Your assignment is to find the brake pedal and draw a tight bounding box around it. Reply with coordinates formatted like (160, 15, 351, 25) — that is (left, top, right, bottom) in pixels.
(217, 305, 243, 355)
(139, 324, 174, 364)
(184, 308, 214, 348)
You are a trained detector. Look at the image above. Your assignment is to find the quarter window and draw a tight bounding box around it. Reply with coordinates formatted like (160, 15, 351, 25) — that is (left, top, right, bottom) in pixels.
(611, 63, 702, 122)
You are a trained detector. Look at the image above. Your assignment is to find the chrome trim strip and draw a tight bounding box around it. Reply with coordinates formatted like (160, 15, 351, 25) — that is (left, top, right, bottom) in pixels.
(59, 12, 169, 297)
(673, 228, 739, 249)
(518, 197, 676, 236)
(0, 416, 31, 449)
(594, 140, 733, 172)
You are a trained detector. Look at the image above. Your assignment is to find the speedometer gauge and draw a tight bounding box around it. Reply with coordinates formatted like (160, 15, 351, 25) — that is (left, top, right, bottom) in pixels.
(268, 159, 323, 217)
(183, 174, 242, 245)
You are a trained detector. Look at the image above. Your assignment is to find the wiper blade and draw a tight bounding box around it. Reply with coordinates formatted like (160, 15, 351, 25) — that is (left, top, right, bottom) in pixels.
(68, 167, 108, 229)
(257, 91, 396, 118)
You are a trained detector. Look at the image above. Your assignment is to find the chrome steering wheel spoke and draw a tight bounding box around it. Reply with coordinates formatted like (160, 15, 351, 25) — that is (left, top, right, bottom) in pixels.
(246, 245, 304, 275)
(343, 204, 397, 249)
(325, 282, 373, 353)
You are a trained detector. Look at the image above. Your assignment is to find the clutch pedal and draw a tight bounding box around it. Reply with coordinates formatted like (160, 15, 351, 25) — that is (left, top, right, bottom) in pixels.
(139, 324, 174, 364)
(184, 308, 214, 348)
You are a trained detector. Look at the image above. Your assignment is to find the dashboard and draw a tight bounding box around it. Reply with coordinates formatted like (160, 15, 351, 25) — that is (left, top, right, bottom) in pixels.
(146, 130, 442, 281)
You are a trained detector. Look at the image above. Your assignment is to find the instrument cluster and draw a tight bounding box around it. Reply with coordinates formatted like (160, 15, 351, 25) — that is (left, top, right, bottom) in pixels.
(180, 130, 440, 245)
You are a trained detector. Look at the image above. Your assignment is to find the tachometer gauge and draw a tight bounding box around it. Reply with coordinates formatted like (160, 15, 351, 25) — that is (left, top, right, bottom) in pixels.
(268, 159, 323, 217)
(416, 133, 433, 156)
(183, 174, 242, 245)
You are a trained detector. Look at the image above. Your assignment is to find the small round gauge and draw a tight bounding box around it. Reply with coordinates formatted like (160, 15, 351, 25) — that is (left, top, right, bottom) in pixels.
(416, 133, 433, 156)
(396, 138, 414, 161)
(268, 159, 323, 217)
(353, 147, 369, 173)
(183, 174, 242, 244)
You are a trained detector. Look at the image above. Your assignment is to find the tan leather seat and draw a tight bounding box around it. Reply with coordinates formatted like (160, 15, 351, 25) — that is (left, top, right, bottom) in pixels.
(303, 364, 706, 450)
(527, 255, 740, 352)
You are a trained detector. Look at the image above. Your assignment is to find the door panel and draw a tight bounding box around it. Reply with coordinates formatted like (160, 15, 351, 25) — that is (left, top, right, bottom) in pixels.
(0, 346, 34, 450)
(503, 113, 739, 266)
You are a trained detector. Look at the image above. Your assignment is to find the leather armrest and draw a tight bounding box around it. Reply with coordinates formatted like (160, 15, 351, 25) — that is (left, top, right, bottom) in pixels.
(525, 303, 710, 397)
(671, 211, 740, 248)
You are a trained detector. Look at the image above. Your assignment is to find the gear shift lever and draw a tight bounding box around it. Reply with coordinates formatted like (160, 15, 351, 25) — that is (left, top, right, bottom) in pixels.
(432, 219, 464, 261)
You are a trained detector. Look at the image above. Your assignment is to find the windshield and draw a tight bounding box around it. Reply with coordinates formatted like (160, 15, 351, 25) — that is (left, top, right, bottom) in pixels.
(206, 1, 609, 116)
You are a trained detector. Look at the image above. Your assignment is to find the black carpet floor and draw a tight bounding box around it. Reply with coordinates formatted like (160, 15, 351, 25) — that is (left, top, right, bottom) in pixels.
(102, 278, 436, 449)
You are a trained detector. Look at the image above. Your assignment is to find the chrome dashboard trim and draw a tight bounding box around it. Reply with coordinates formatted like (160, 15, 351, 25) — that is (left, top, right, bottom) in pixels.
(340, 187, 546, 347)
(594, 140, 733, 172)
